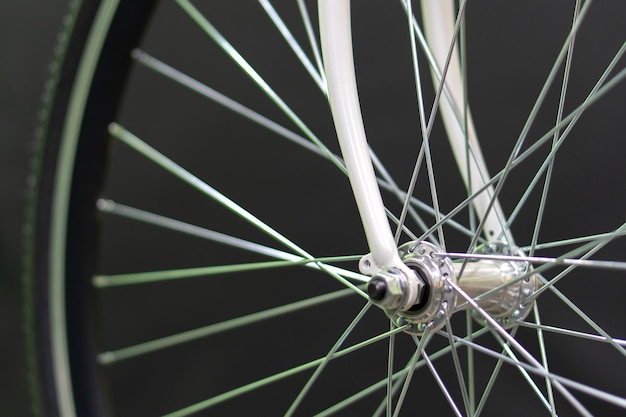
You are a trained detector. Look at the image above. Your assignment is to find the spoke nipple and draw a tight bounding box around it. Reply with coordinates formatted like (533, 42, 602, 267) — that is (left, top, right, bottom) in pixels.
(367, 277, 387, 301)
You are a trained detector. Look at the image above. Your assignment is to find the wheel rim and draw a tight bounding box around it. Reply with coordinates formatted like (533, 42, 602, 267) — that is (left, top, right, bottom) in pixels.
(45, 1, 626, 416)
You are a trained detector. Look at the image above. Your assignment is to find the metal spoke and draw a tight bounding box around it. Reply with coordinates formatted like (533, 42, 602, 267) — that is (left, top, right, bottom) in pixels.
(533, 303, 557, 417)
(108, 125, 368, 295)
(284, 302, 372, 417)
(386, 321, 396, 417)
(449, 279, 593, 415)
(176, 0, 341, 171)
(391, 329, 432, 417)
(161, 324, 410, 417)
(296, 0, 326, 88)
(93, 255, 362, 288)
(258, 0, 326, 92)
(521, 230, 626, 252)
(98, 288, 357, 365)
(97, 199, 367, 285)
(132, 49, 342, 170)
(528, 0, 581, 257)
(418, 62, 626, 244)
(456, 1, 594, 282)
(444, 330, 626, 412)
(132, 49, 444, 241)
(395, 0, 442, 246)
(516, 322, 626, 347)
(501, 39, 626, 235)
(436, 251, 626, 272)
(487, 328, 556, 414)
(422, 351, 464, 417)
(443, 313, 472, 416)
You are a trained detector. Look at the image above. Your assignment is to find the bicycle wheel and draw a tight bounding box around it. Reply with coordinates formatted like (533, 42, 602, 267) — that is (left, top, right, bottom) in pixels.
(23, 1, 626, 416)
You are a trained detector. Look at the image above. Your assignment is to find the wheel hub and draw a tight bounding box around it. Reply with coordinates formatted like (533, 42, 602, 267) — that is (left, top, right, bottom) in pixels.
(365, 241, 537, 335)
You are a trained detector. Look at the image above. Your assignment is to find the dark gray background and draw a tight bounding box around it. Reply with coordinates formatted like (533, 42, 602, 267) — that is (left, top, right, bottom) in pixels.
(1, 2, 65, 415)
(2, 1, 625, 416)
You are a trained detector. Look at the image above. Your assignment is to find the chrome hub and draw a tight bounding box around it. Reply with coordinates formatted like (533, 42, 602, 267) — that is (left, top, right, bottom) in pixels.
(365, 241, 537, 335)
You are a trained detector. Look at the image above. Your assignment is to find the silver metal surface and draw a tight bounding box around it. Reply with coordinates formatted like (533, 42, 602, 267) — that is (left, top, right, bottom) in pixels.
(366, 240, 537, 334)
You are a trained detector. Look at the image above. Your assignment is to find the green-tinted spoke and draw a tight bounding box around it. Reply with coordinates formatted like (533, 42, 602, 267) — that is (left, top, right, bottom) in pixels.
(533, 303, 557, 417)
(97, 199, 367, 285)
(132, 50, 444, 242)
(463, 0, 594, 255)
(521, 230, 626, 252)
(98, 288, 357, 365)
(284, 302, 372, 417)
(538, 273, 626, 360)
(422, 350, 464, 417)
(516, 322, 626, 347)
(443, 314, 472, 416)
(487, 327, 555, 414)
(438, 251, 626, 272)
(395, 0, 431, 245)
(93, 255, 362, 288)
(450, 280, 592, 416)
(386, 321, 396, 417)
(466, 312, 476, 414)
(108, 124, 365, 295)
(131, 49, 343, 170)
(175, 0, 342, 173)
(391, 329, 431, 417)
(258, 0, 325, 92)
(418, 61, 626, 243)
(296, 0, 326, 87)
(502, 38, 626, 236)
(529, 0, 581, 258)
(372, 326, 491, 417)
(446, 331, 626, 412)
(161, 324, 410, 417)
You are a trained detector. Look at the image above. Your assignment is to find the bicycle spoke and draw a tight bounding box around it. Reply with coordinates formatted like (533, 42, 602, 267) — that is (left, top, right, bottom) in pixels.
(443, 314, 472, 416)
(395, 0, 439, 245)
(529, 0, 581, 258)
(97, 287, 356, 365)
(533, 303, 558, 417)
(472, 327, 516, 417)
(539, 275, 626, 359)
(93, 255, 362, 288)
(132, 49, 342, 169)
(437, 251, 626, 272)
(132, 50, 438, 242)
(419, 63, 626, 243)
(296, 0, 326, 87)
(258, 0, 325, 92)
(466, 312, 476, 414)
(422, 351, 464, 417)
(517, 322, 626, 347)
(487, 327, 556, 414)
(109, 124, 367, 294)
(372, 326, 492, 417)
(445, 327, 556, 416)
(97, 199, 367, 285)
(390, 329, 431, 417)
(459, 0, 593, 258)
(521, 230, 626, 252)
(386, 321, 396, 417)
(161, 324, 410, 417)
(445, 330, 626, 412)
(284, 302, 372, 417)
(449, 279, 594, 416)
(502, 38, 626, 235)
(176, 0, 341, 171)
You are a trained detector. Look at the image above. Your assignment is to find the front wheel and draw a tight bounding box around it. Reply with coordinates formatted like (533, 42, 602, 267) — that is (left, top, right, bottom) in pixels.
(24, 1, 626, 416)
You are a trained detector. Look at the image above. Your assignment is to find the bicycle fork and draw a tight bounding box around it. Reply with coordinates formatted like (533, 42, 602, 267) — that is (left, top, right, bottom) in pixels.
(318, 0, 535, 333)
